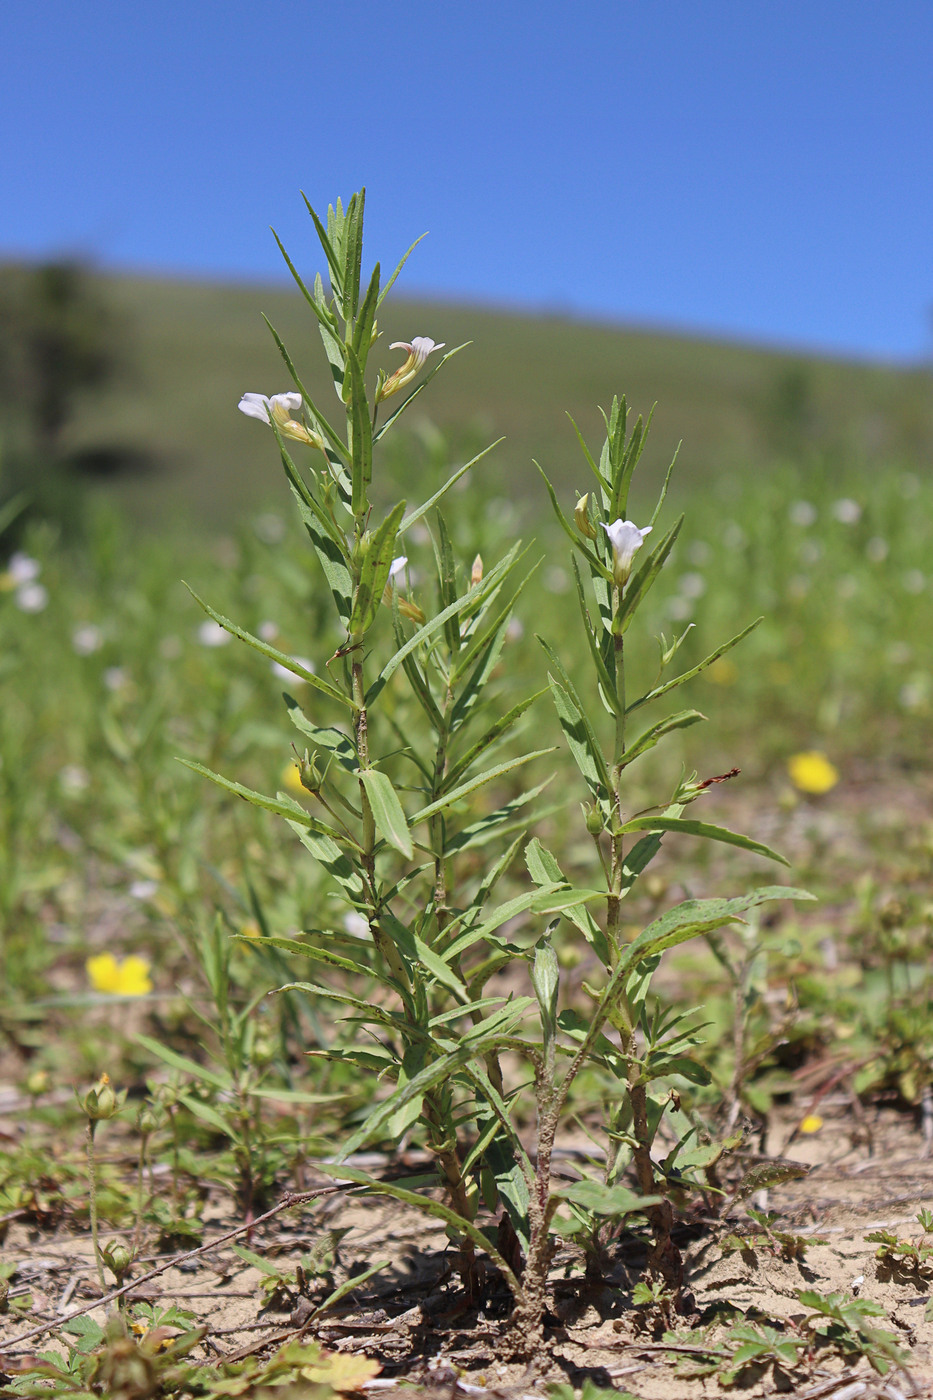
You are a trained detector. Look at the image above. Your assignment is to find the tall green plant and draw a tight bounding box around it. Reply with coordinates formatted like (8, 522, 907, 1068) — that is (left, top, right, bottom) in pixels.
(188, 190, 812, 1349)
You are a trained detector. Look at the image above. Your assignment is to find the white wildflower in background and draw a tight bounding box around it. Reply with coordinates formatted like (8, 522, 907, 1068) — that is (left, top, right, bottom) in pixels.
(254, 512, 286, 544)
(602, 519, 652, 586)
(60, 765, 90, 795)
(388, 556, 408, 581)
(902, 570, 925, 595)
(7, 553, 41, 584)
(832, 498, 862, 525)
(343, 911, 369, 939)
(197, 620, 231, 648)
(104, 666, 129, 691)
(679, 572, 706, 600)
(129, 880, 158, 901)
(886, 642, 912, 666)
(159, 635, 182, 659)
(506, 616, 525, 642)
(837, 576, 858, 600)
(544, 566, 569, 594)
(376, 338, 445, 402)
(271, 656, 315, 681)
(722, 522, 747, 551)
(865, 537, 889, 564)
(258, 620, 279, 642)
(900, 677, 930, 713)
(787, 575, 810, 601)
(788, 501, 817, 527)
(798, 539, 823, 566)
(666, 595, 695, 622)
(72, 624, 103, 655)
(686, 541, 711, 566)
(15, 582, 49, 613)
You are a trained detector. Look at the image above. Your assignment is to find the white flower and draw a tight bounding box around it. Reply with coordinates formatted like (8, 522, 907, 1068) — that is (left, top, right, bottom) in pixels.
(602, 519, 652, 586)
(258, 620, 279, 642)
(832, 498, 862, 525)
(238, 392, 322, 447)
(7, 552, 41, 584)
(129, 879, 158, 901)
(388, 556, 408, 580)
(788, 501, 817, 527)
(60, 764, 90, 795)
(197, 620, 230, 647)
(865, 536, 888, 563)
(377, 338, 445, 402)
(72, 624, 103, 655)
(679, 571, 706, 600)
(104, 666, 129, 691)
(16, 582, 48, 613)
(271, 655, 315, 681)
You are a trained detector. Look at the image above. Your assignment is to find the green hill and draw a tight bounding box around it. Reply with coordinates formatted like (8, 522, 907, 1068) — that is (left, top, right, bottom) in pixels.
(11, 269, 933, 528)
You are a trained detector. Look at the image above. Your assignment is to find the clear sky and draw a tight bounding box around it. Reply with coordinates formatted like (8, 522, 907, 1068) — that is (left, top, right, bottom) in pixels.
(2, 1, 931, 361)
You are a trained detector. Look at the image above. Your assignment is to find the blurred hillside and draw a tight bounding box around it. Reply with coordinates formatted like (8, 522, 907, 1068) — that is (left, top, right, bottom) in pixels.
(3, 267, 933, 530)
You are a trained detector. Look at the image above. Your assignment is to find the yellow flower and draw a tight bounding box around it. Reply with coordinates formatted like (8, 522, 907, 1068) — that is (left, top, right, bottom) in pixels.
(787, 751, 839, 795)
(87, 953, 153, 996)
(282, 761, 307, 796)
(799, 1114, 823, 1134)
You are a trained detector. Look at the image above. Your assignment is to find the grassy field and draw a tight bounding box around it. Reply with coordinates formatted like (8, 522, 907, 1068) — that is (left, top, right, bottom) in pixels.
(7, 266, 932, 528)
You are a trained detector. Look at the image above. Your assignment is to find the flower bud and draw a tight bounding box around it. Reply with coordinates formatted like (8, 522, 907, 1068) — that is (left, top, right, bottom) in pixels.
(584, 804, 604, 835)
(101, 1238, 134, 1282)
(25, 1068, 51, 1098)
(471, 554, 483, 587)
(79, 1073, 126, 1122)
(574, 494, 598, 541)
(299, 749, 323, 793)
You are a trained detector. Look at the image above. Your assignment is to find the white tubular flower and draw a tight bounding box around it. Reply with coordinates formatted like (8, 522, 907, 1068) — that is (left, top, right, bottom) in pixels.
(602, 519, 653, 586)
(376, 337, 445, 402)
(237, 392, 322, 447)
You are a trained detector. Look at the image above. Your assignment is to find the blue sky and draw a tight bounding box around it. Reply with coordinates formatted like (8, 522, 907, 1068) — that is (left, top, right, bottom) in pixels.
(2, 1, 931, 361)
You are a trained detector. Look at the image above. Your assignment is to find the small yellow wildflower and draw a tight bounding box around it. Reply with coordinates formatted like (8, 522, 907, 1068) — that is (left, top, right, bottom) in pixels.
(707, 657, 738, 686)
(240, 919, 262, 940)
(282, 761, 307, 796)
(787, 751, 839, 795)
(86, 953, 153, 996)
(799, 1114, 823, 1134)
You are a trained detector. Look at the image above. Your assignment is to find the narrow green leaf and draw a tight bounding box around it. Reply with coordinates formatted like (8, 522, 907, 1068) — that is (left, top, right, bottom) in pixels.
(314, 1164, 521, 1297)
(349, 500, 406, 635)
(410, 749, 552, 825)
(413, 935, 467, 999)
(627, 617, 763, 715)
(346, 342, 373, 514)
(180, 758, 346, 840)
(352, 260, 381, 360)
(359, 768, 413, 858)
(619, 815, 789, 865)
(535, 460, 613, 581)
(183, 586, 352, 709)
(444, 690, 545, 790)
(377, 232, 428, 309)
(400, 440, 503, 533)
(621, 709, 706, 766)
(300, 191, 343, 296)
(135, 1034, 229, 1092)
(270, 226, 342, 339)
(283, 700, 357, 772)
(547, 674, 609, 801)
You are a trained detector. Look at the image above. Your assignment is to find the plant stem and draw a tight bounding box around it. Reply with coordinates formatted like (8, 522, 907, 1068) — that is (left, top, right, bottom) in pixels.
(85, 1120, 106, 1295)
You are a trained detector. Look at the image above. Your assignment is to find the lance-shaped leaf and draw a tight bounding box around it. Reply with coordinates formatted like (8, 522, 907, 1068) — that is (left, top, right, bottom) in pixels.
(283, 699, 357, 772)
(180, 759, 347, 840)
(554, 1179, 663, 1218)
(251, 934, 372, 980)
(301, 191, 344, 298)
(445, 690, 545, 790)
(346, 342, 373, 515)
(271, 225, 342, 340)
(444, 780, 552, 855)
(545, 670, 612, 803)
(314, 1164, 522, 1299)
(351, 260, 380, 362)
(359, 767, 413, 859)
(184, 586, 352, 709)
(618, 815, 789, 865)
(610, 403, 656, 520)
(571, 887, 814, 1070)
(377, 231, 428, 309)
(341, 188, 365, 322)
(613, 514, 683, 635)
(434, 512, 461, 655)
(621, 709, 706, 766)
(410, 749, 552, 825)
(282, 475, 354, 623)
(349, 500, 406, 635)
(535, 460, 613, 581)
(400, 440, 503, 534)
(566, 411, 610, 494)
(570, 555, 621, 716)
(627, 616, 763, 715)
(338, 1000, 535, 1157)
